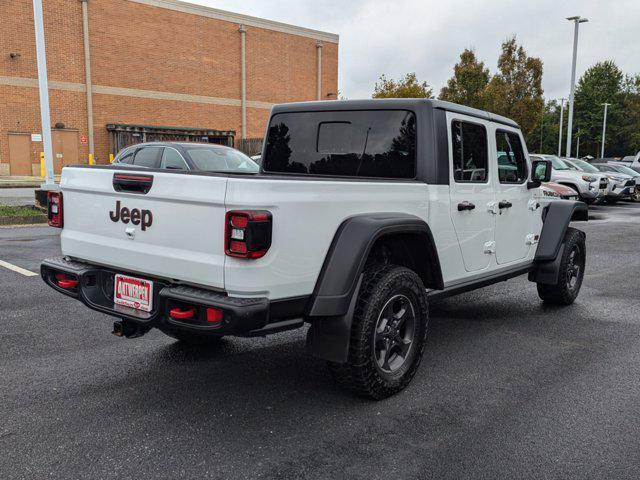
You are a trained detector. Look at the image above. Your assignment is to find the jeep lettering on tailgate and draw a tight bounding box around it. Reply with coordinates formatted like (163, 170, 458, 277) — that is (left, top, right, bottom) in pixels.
(109, 201, 153, 231)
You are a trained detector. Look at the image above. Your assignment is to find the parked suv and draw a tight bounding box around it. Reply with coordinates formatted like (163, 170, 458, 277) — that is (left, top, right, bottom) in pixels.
(610, 152, 640, 172)
(43, 100, 587, 399)
(593, 163, 640, 202)
(564, 158, 633, 203)
(113, 142, 260, 173)
(530, 154, 606, 204)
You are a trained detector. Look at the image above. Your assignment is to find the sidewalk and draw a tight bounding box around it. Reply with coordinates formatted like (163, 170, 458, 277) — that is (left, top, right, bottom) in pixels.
(0, 175, 60, 188)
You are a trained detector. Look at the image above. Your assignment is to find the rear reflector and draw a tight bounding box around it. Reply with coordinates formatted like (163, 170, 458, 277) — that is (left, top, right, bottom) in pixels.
(206, 307, 223, 324)
(47, 191, 63, 228)
(225, 210, 272, 259)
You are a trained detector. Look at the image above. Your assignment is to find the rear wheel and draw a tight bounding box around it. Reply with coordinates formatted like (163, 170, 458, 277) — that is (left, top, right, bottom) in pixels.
(537, 227, 585, 305)
(328, 264, 429, 399)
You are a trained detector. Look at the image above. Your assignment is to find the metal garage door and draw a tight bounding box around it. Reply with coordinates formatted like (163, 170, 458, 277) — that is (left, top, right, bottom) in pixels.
(8, 133, 32, 175)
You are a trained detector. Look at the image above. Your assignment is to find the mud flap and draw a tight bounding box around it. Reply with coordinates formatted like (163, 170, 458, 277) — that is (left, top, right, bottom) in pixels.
(529, 243, 565, 285)
(305, 276, 362, 363)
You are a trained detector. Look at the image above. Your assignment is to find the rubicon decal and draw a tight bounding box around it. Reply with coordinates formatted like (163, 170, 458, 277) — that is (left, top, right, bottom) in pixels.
(109, 201, 153, 231)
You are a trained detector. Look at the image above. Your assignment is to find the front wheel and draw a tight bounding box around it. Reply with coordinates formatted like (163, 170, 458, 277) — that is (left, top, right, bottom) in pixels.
(328, 264, 429, 399)
(537, 227, 586, 305)
(631, 190, 640, 202)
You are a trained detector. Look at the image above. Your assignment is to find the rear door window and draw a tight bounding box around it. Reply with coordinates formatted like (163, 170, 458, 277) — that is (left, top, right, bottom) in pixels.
(263, 110, 416, 179)
(133, 146, 162, 168)
(161, 148, 188, 170)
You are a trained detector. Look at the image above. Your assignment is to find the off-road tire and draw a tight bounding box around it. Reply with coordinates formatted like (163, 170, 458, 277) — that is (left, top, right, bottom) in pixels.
(328, 264, 429, 400)
(537, 227, 586, 305)
(162, 330, 224, 345)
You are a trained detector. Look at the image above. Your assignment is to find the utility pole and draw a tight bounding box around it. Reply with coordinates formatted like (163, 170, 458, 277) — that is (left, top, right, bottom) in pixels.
(557, 98, 565, 157)
(565, 16, 588, 158)
(33, 0, 56, 188)
(601, 102, 610, 158)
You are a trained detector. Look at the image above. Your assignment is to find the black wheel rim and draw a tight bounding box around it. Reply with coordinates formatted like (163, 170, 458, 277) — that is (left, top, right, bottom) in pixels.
(373, 294, 416, 374)
(566, 245, 582, 290)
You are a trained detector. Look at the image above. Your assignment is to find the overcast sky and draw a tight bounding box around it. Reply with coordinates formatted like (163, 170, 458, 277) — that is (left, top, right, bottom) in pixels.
(195, 0, 640, 101)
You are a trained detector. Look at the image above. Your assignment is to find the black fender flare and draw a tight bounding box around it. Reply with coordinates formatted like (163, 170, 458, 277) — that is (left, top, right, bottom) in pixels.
(305, 213, 443, 363)
(530, 200, 588, 285)
(534, 200, 588, 262)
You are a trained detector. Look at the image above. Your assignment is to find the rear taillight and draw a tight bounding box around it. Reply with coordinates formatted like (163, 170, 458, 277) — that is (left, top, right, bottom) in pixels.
(47, 191, 63, 228)
(225, 210, 272, 259)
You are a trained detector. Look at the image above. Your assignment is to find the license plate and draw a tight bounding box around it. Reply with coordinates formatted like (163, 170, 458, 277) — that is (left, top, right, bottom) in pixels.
(630, 188, 635, 194)
(114, 274, 153, 312)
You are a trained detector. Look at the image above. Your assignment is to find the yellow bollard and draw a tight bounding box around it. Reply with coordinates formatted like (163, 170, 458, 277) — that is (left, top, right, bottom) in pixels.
(88, 153, 94, 166)
(109, 153, 114, 164)
(40, 152, 45, 178)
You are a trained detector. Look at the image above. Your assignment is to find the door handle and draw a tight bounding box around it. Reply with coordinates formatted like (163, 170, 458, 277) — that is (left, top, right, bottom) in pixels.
(457, 201, 476, 211)
(498, 200, 513, 209)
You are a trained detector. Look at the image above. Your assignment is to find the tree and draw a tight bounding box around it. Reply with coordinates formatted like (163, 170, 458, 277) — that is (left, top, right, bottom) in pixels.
(573, 61, 626, 157)
(620, 74, 640, 154)
(482, 37, 544, 140)
(530, 99, 564, 155)
(439, 49, 490, 109)
(372, 73, 433, 99)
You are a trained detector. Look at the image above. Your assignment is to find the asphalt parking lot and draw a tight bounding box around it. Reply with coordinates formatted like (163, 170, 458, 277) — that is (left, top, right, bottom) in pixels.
(2, 202, 640, 480)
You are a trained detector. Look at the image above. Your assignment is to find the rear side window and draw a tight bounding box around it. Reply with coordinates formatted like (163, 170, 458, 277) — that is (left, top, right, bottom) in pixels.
(495, 131, 527, 183)
(263, 110, 416, 179)
(133, 146, 162, 168)
(116, 147, 134, 164)
(451, 120, 488, 183)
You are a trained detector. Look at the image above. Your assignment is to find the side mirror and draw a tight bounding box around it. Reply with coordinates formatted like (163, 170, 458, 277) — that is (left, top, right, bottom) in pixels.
(528, 159, 552, 189)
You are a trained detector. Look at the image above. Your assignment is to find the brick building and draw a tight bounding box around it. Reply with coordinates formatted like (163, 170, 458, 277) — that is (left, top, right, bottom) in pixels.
(0, 0, 339, 175)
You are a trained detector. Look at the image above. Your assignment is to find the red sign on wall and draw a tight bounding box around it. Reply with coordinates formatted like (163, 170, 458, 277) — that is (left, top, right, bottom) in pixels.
(80, 135, 87, 145)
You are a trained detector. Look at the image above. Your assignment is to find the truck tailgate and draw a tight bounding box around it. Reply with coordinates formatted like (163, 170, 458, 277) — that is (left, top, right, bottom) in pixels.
(60, 167, 227, 289)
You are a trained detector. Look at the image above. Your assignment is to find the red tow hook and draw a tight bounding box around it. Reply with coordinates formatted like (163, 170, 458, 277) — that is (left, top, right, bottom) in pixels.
(55, 272, 78, 289)
(169, 307, 197, 320)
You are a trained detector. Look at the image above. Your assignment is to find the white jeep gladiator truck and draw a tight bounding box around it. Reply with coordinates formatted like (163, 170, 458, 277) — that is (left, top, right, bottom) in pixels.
(42, 99, 588, 399)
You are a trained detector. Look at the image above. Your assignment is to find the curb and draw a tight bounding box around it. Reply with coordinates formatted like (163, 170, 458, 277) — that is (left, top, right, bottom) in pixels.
(0, 215, 47, 226)
(0, 183, 42, 189)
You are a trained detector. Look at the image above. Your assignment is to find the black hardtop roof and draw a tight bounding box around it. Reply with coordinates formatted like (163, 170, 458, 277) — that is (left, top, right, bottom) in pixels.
(270, 98, 519, 129)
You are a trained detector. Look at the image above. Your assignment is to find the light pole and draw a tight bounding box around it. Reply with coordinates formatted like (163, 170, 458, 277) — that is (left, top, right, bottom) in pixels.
(601, 102, 610, 158)
(565, 16, 588, 158)
(32, 0, 56, 189)
(557, 97, 566, 157)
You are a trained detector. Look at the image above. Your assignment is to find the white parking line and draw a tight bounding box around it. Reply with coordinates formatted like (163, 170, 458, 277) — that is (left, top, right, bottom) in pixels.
(0, 259, 38, 277)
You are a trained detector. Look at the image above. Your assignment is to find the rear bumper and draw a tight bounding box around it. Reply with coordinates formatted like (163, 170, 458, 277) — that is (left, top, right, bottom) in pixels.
(41, 257, 304, 336)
